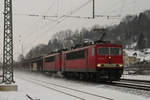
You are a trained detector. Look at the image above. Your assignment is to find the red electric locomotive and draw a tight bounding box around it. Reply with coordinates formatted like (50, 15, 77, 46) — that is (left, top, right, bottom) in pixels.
(62, 42, 123, 81)
(43, 53, 61, 72)
(95, 43, 123, 80)
(43, 42, 123, 81)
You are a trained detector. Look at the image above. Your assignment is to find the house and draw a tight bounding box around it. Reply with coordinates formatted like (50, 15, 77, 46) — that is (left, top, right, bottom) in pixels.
(123, 51, 140, 66)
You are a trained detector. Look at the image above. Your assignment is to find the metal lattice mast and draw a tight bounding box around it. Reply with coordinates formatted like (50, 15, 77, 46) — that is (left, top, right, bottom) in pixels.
(3, 0, 14, 84)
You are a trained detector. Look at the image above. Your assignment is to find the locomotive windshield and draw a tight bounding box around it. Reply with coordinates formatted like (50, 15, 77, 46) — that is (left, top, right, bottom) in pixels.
(98, 47, 122, 55)
(110, 48, 121, 55)
(98, 48, 109, 55)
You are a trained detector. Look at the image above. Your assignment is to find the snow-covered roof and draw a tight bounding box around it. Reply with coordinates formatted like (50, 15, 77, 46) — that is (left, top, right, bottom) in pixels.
(124, 49, 150, 61)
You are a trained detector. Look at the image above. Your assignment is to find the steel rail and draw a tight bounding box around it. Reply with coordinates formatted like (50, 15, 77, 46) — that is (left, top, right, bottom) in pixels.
(22, 78, 86, 100)
(31, 77, 113, 100)
(22, 77, 114, 100)
(20, 72, 150, 92)
(121, 78, 150, 83)
(19, 71, 150, 92)
(112, 81, 150, 91)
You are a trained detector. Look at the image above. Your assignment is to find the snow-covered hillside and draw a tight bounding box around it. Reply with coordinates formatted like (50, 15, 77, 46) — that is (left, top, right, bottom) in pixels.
(124, 48, 150, 62)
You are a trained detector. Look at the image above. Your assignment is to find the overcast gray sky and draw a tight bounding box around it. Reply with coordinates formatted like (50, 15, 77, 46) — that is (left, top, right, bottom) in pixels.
(0, 0, 150, 60)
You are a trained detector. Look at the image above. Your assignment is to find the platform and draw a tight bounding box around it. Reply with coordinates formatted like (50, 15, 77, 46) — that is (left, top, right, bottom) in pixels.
(0, 85, 18, 91)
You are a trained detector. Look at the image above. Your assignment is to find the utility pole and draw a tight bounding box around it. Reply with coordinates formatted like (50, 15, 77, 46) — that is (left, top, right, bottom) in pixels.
(19, 35, 24, 56)
(93, 0, 95, 18)
(3, 0, 14, 84)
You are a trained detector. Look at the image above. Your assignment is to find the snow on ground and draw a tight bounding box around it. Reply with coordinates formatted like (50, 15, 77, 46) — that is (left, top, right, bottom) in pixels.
(122, 74, 150, 81)
(124, 48, 150, 61)
(0, 79, 76, 100)
(0, 71, 150, 100)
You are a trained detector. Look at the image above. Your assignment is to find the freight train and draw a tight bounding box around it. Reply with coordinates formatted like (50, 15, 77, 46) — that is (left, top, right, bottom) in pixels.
(22, 41, 123, 81)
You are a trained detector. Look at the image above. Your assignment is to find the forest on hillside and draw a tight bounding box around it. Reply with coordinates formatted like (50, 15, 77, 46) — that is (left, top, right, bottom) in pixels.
(23, 9, 150, 59)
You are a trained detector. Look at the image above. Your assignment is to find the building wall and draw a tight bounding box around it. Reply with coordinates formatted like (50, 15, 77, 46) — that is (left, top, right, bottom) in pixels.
(123, 52, 140, 66)
(123, 52, 129, 66)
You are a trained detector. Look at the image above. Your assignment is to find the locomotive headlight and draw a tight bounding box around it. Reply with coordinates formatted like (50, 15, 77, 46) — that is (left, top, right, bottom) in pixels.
(97, 64, 101, 67)
(119, 64, 123, 67)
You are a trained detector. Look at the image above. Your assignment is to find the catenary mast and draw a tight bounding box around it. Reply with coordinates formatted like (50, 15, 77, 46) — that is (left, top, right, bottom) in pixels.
(3, 0, 14, 84)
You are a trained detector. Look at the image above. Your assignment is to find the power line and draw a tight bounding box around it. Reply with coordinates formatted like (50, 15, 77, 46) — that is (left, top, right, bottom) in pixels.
(42, 0, 122, 33)
(71, 0, 92, 15)
(23, 0, 57, 30)
(63, 15, 93, 19)
(1, 11, 121, 20)
(1, 0, 121, 20)
(43, 0, 56, 14)
(22, 0, 94, 52)
(41, 0, 93, 36)
(22, 0, 124, 54)
(14, 13, 58, 18)
(95, 15, 121, 19)
(19, 0, 58, 46)
(24, 0, 120, 48)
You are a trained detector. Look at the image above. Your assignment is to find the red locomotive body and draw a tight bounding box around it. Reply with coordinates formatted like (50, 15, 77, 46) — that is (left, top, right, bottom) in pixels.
(96, 44, 123, 67)
(42, 42, 123, 81)
(43, 53, 61, 72)
(62, 45, 96, 72)
(95, 43, 123, 80)
(62, 43, 123, 80)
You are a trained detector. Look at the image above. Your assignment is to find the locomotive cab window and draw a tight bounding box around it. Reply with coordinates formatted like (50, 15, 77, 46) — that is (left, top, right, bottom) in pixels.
(110, 48, 122, 55)
(45, 56, 55, 62)
(98, 48, 109, 55)
(66, 50, 85, 60)
(98, 47, 122, 55)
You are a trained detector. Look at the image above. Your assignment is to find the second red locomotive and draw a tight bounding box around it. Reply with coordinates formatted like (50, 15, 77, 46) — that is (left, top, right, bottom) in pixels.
(43, 42, 123, 81)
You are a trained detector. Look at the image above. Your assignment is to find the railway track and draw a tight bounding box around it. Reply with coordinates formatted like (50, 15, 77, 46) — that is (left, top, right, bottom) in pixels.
(20, 77, 114, 100)
(18, 72, 150, 94)
(111, 79, 150, 91)
(121, 78, 150, 83)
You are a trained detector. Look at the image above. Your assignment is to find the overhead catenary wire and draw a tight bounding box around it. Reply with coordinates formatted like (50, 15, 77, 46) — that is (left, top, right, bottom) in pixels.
(0, 0, 122, 20)
(23, 0, 124, 54)
(15, 0, 58, 55)
(23, 0, 94, 47)
(20, 0, 129, 55)
(41, 0, 95, 34)
(22, 0, 93, 55)
(2, 11, 120, 20)
(22, 0, 57, 36)
(15, 0, 93, 20)
(0, 0, 141, 58)
(0, 0, 140, 23)
(21, 0, 57, 37)
(42, 0, 122, 34)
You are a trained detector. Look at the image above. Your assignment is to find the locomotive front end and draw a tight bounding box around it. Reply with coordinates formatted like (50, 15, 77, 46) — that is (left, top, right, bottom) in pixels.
(95, 44, 123, 80)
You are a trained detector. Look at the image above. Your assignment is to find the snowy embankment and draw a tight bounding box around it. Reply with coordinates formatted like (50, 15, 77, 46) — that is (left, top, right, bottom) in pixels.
(123, 48, 150, 80)
(124, 48, 150, 61)
(0, 71, 150, 100)
(122, 74, 150, 81)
